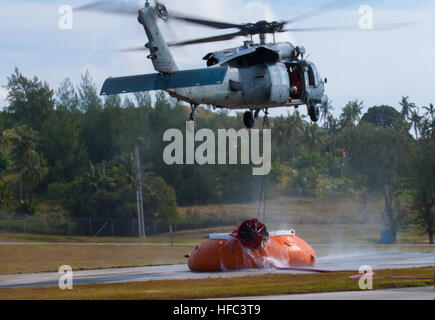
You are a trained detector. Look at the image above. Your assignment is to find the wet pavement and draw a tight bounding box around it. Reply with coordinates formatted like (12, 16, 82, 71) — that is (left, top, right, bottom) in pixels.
(0, 251, 433, 289)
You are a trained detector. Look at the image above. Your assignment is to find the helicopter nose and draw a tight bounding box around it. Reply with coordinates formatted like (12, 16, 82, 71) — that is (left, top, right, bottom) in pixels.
(137, 11, 144, 24)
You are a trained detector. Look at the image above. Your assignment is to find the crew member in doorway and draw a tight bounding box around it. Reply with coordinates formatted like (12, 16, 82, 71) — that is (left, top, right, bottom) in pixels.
(289, 67, 302, 100)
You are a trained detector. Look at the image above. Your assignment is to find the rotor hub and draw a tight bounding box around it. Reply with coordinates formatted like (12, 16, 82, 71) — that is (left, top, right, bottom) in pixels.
(241, 21, 286, 36)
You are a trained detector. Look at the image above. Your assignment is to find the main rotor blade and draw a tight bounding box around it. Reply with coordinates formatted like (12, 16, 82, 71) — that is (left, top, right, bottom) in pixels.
(168, 32, 243, 47)
(286, 21, 419, 32)
(169, 11, 242, 30)
(118, 46, 147, 52)
(286, 0, 365, 24)
(75, 1, 139, 15)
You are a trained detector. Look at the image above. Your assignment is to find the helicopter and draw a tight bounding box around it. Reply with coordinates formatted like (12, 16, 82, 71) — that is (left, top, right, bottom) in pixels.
(78, 0, 412, 128)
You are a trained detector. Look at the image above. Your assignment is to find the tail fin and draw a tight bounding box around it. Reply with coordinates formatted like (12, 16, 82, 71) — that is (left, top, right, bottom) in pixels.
(139, 4, 178, 73)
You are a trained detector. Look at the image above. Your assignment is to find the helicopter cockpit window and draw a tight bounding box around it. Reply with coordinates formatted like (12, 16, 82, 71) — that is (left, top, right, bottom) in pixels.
(203, 53, 219, 67)
(207, 57, 219, 67)
(307, 65, 316, 87)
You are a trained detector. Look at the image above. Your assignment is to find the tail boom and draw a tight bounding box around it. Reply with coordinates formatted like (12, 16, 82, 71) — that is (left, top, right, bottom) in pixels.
(138, 4, 178, 73)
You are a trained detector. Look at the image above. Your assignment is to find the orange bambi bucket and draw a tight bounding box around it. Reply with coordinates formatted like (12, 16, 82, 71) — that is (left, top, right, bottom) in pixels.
(188, 219, 316, 272)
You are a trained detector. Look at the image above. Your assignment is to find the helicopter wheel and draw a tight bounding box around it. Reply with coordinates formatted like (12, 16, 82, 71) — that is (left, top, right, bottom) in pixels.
(243, 111, 255, 129)
(308, 104, 320, 122)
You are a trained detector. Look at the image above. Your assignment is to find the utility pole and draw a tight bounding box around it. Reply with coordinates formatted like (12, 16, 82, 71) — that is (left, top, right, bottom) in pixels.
(135, 144, 146, 238)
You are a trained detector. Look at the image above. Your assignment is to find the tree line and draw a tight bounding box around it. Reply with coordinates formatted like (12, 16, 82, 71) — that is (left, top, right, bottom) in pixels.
(0, 68, 434, 243)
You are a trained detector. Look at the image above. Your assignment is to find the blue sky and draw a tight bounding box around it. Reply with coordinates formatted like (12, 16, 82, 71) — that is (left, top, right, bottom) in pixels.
(1, 0, 434, 118)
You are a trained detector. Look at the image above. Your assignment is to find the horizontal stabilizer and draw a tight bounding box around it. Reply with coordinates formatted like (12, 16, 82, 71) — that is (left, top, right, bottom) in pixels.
(100, 67, 228, 95)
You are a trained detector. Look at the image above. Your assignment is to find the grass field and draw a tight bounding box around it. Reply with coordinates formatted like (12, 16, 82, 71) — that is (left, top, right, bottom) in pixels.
(0, 267, 433, 300)
(0, 243, 195, 275)
(178, 196, 384, 225)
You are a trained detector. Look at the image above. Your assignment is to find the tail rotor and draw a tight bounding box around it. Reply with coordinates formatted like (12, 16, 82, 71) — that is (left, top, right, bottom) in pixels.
(155, 1, 169, 21)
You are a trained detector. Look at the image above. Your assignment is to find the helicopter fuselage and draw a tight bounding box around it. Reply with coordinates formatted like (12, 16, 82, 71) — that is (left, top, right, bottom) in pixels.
(169, 42, 325, 111)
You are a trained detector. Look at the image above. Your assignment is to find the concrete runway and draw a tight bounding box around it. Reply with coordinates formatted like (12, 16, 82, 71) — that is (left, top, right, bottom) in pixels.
(0, 251, 433, 289)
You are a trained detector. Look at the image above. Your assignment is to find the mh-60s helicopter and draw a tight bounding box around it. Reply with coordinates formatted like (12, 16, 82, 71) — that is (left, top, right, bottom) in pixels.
(77, 0, 408, 128)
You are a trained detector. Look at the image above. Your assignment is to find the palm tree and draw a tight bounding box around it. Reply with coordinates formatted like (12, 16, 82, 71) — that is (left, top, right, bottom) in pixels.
(273, 117, 289, 180)
(303, 123, 324, 159)
(419, 118, 432, 139)
(3, 126, 43, 200)
(86, 161, 116, 194)
(326, 114, 339, 156)
(320, 97, 334, 127)
(340, 100, 364, 129)
(350, 100, 364, 123)
(399, 96, 416, 120)
(423, 103, 434, 121)
(0, 132, 9, 154)
(409, 109, 423, 139)
(23, 149, 46, 199)
(286, 110, 306, 162)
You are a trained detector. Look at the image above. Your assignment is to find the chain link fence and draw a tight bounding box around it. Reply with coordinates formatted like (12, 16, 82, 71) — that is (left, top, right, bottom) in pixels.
(0, 215, 249, 238)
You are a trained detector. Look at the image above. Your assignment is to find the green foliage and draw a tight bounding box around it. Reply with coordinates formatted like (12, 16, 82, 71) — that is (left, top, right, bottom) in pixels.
(0, 184, 13, 210)
(50, 160, 135, 219)
(340, 100, 364, 129)
(48, 159, 179, 222)
(399, 96, 417, 120)
(0, 152, 10, 171)
(6, 68, 54, 131)
(361, 105, 404, 128)
(321, 177, 356, 198)
(341, 121, 412, 243)
(143, 176, 179, 221)
(40, 104, 87, 184)
(404, 138, 435, 243)
(15, 198, 40, 216)
(3, 125, 47, 199)
(319, 96, 334, 125)
(56, 78, 79, 112)
(287, 167, 320, 197)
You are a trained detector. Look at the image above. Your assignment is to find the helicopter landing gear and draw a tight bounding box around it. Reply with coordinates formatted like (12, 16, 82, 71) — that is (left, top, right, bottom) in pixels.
(189, 104, 198, 121)
(308, 103, 320, 122)
(243, 109, 269, 128)
(243, 110, 255, 129)
(263, 108, 270, 128)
